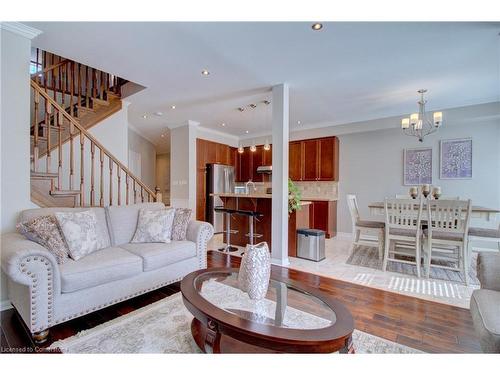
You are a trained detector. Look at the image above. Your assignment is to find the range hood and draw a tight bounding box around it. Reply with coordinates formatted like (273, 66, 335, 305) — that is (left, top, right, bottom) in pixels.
(256, 165, 272, 174)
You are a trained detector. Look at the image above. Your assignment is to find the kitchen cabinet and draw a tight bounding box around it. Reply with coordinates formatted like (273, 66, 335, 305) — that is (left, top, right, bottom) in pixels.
(238, 148, 252, 182)
(289, 136, 339, 181)
(303, 140, 319, 181)
(196, 138, 237, 221)
(252, 146, 264, 182)
(289, 141, 302, 181)
(309, 200, 337, 238)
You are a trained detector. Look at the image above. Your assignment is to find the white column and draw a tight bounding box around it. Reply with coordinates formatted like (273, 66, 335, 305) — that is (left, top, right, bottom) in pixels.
(271, 83, 290, 266)
(169, 120, 198, 210)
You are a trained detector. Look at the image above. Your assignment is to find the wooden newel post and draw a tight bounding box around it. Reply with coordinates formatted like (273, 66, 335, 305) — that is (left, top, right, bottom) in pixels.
(155, 187, 162, 203)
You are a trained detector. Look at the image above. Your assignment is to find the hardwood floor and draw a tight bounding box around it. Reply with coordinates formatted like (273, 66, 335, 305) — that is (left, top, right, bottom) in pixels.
(0, 250, 481, 353)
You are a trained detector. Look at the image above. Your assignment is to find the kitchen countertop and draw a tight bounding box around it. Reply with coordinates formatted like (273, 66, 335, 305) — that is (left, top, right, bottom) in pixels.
(211, 193, 337, 201)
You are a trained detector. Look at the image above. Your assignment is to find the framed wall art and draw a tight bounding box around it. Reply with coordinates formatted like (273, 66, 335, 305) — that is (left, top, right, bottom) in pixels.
(440, 138, 472, 179)
(403, 147, 433, 186)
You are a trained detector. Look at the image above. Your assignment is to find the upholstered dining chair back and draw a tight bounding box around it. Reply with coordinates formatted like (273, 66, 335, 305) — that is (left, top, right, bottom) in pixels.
(384, 198, 423, 231)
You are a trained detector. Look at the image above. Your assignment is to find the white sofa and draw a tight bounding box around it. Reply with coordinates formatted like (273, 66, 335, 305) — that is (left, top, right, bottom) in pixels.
(1, 203, 214, 343)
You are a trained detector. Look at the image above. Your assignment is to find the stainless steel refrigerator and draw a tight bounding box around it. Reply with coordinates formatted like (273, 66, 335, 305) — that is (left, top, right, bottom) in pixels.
(205, 164, 235, 234)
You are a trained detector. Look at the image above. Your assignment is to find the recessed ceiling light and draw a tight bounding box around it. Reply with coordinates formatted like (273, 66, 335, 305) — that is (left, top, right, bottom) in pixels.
(221, 123, 226, 127)
(154, 111, 163, 117)
(171, 105, 176, 110)
(201, 69, 210, 76)
(311, 23, 323, 31)
(297, 120, 301, 125)
(245, 130, 249, 134)
(142, 115, 148, 119)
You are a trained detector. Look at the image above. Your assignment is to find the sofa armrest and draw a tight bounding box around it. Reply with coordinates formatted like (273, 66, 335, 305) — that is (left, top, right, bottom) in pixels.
(477, 252, 500, 292)
(1, 232, 61, 333)
(186, 221, 214, 269)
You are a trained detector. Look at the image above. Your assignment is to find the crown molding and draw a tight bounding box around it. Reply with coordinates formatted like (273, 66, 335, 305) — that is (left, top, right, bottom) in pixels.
(197, 126, 240, 142)
(0, 22, 42, 39)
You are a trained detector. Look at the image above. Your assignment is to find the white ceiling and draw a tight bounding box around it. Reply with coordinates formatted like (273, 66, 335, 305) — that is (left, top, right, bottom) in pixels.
(28, 22, 500, 150)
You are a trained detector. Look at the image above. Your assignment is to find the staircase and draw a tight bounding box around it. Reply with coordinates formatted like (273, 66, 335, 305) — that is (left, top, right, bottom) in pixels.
(30, 49, 160, 208)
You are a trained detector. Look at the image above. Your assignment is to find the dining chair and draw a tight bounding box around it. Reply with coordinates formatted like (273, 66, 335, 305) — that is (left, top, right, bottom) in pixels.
(347, 194, 385, 259)
(423, 199, 472, 285)
(383, 198, 424, 277)
(468, 223, 500, 252)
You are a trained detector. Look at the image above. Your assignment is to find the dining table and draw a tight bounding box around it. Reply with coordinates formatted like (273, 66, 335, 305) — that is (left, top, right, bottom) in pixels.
(368, 201, 500, 221)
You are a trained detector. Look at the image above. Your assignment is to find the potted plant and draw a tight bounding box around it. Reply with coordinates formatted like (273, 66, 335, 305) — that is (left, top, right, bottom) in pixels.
(288, 179, 302, 214)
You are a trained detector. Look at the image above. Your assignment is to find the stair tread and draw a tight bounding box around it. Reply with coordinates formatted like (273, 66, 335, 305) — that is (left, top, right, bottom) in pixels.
(31, 171, 58, 178)
(50, 190, 81, 196)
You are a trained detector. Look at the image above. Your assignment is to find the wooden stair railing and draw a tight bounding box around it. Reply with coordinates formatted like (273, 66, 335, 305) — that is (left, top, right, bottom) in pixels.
(31, 80, 160, 207)
(31, 48, 124, 118)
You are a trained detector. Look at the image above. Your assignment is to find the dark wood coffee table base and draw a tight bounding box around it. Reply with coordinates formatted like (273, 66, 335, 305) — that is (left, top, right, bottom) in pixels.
(191, 318, 354, 354)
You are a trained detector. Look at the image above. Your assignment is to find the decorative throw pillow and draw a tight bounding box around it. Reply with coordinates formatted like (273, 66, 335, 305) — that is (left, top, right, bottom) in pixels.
(171, 208, 192, 241)
(16, 215, 69, 264)
(131, 208, 175, 243)
(55, 210, 101, 261)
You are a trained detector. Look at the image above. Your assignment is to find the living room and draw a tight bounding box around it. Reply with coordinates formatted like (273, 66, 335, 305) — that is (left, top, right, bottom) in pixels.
(1, 1, 500, 374)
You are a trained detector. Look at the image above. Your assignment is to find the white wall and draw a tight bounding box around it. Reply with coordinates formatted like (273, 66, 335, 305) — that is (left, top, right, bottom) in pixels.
(238, 102, 500, 235)
(337, 108, 500, 234)
(156, 153, 170, 205)
(0, 27, 39, 308)
(128, 128, 156, 190)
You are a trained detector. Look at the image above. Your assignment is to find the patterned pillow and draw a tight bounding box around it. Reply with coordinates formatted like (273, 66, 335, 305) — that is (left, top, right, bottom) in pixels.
(55, 210, 101, 261)
(17, 215, 69, 264)
(172, 208, 192, 241)
(131, 208, 175, 243)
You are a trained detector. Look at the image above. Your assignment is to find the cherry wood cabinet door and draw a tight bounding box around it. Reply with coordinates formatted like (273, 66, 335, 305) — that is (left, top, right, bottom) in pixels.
(310, 201, 329, 233)
(228, 147, 236, 168)
(262, 144, 272, 165)
(206, 140, 216, 164)
(238, 148, 252, 182)
(252, 146, 264, 182)
(318, 137, 335, 181)
(196, 169, 206, 221)
(216, 143, 230, 165)
(302, 140, 319, 181)
(289, 141, 303, 181)
(196, 139, 207, 169)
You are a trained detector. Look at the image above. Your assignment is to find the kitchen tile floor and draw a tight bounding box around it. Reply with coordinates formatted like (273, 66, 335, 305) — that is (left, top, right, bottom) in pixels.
(209, 234, 478, 308)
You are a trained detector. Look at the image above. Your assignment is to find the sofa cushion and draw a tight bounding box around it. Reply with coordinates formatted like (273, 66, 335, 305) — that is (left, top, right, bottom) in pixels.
(106, 203, 165, 246)
(119, 241, 197, 272)
(470, 289, 500, 353)
(131, 208, 175, 244)
(55, 210, 101, 261)
(59, 247, 143, 293)
(19, 207, 111, 249)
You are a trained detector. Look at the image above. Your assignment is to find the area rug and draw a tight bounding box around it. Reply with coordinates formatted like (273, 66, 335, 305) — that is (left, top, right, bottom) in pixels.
(49, 285, 421, 354)
(346, 245, 479, 285)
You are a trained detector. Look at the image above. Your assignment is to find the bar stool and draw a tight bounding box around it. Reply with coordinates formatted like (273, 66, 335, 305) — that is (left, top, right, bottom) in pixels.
(214, 206, 239, 253)
(234, 209, 264, 255)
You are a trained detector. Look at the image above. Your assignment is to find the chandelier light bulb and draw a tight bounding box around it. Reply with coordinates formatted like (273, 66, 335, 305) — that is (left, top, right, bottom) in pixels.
(433, 112, 443, 127)
(401, 118, 410, 129)
(250, 144, 257, 152)
(263, 139, 271, 151)
(410, 113, 419, 127)
(238, 145, 244, 154)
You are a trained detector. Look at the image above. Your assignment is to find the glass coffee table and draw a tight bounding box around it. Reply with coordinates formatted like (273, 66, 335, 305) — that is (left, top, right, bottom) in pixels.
(181, 268, 354, 353)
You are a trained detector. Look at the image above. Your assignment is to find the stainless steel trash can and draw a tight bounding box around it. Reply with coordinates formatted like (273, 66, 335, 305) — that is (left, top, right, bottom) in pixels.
(296, 228, 325, 261)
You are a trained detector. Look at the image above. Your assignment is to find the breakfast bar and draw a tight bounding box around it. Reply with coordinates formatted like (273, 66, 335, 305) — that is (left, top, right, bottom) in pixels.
(211, 193, 312, 256)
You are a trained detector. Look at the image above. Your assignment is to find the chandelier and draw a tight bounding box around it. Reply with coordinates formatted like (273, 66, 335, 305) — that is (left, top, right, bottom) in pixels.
(401, 89, 443, 142)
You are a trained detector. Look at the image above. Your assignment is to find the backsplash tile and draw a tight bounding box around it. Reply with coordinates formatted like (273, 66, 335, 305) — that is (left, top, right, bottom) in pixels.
(235, 181, 338, 200)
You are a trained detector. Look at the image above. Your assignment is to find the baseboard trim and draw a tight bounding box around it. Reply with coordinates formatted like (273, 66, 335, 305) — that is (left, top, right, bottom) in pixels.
(1, 299, 12, 311)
